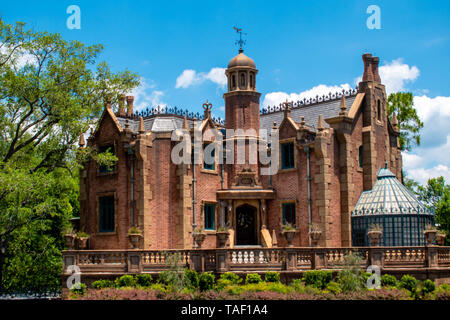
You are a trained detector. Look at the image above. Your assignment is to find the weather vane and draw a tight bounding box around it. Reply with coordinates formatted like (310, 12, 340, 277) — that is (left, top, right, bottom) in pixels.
(233, 26, 246, 53)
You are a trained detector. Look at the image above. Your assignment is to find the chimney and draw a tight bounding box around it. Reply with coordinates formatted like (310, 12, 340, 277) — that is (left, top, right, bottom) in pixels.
(126, 96, 134, 116)
(371, 56, 381, 83)
(79, 133, 85, 148)
(118, 94, 126, 116)
(362, 53, 374, 82)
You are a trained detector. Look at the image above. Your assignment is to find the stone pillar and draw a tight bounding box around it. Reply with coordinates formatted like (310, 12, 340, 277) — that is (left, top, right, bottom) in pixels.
(215, 249, 229, 272)
(127, 252, 142, 273)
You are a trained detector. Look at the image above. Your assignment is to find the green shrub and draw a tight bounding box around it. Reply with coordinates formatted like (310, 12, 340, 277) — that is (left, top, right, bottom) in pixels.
(399, 275, 418, 293)
(70, 283, 87, 295)
(265, 271, 280, 283)
(157, 271, 174, 286)
(381, 274, 398, 287)
(265, 282, 292, 294)
(302, 270, 333, 289)
(290, 279, 321, 295)
(336, 253, 366, 292)
(151, 283, 168, 293)
(199, 272, 215, 291)
(183, 269, 199, 290)
(220, 272, 242, 285)
(421, 279, 436, 295)
(115, 275, 136, 288)
(325, 281, 342, 295)
(135, 274, 153, 287)
(92, 279, 115, 289)
(246, 273, 263, 284)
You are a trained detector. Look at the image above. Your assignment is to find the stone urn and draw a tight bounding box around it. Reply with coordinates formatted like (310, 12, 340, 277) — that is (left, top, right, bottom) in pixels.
(282, 230, 296, 247)
(64, 234, 75, 250)
(309, 230, 322, 247)
(128, 233, 143, 249)
(77, 236, 89, 250)
(424, 229, 437, 245)
(437, 233, 446, 246)
(216, 231, 230, 248)
(193, 232, 206, 249)
(367, 230, 383, 246)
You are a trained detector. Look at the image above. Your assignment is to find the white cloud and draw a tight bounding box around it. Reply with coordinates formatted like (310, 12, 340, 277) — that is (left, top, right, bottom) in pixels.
(402, 95, 450, 184)
(0, 42, 38, 69)
(354, 59, 420, 95)
(262, 83, 352, 107)
(130, 77, 166, 110)
(175, 67, 226, 89)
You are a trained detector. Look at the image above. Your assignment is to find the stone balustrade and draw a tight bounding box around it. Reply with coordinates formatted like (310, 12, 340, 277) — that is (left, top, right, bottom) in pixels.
(62, 246, 450, 276)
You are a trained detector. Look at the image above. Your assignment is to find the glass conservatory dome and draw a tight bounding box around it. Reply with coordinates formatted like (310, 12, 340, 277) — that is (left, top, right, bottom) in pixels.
(351, 163, 435, 246)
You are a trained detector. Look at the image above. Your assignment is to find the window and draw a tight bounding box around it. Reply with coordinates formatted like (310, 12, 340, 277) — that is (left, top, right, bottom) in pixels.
(204, 203, 215, 230)
(250, 74, 254, 88)
(359, 146, 363, 168)
(99, 195, 115, 232)
(240, 73, 245, 87)
(377, 100, 381, 121)
(282, 202, 296, 227)
(98, 144, 115, 173)
(232, 75, 236, 88)
(281, 141, 295, 169)
(203, 143, 215, 170)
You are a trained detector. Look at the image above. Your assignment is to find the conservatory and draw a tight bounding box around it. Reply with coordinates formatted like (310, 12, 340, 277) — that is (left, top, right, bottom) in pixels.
(351, 164, 435, 246)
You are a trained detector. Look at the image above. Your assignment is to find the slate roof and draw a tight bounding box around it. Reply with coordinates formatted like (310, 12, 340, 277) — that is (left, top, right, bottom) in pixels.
(260, 94, 357, 131)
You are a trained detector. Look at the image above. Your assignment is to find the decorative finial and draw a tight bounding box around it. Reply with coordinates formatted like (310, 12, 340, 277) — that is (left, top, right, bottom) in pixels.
(203, 100, 212, 119)
(183, 116, 189, 130)
(118, 94, 126, 116)
(138, 116, 145, 134)
(392, 112, 399, 129)
(385, 161, 388, 169)
(233, 26, 246, 53)
(317, 114, 325, 132)
(300, 116, 306, 126)
(79, 133, 85, 148)
(272, 121, 277, 129)
(339, 95, 348, 116)
(282, 99, 292, 118)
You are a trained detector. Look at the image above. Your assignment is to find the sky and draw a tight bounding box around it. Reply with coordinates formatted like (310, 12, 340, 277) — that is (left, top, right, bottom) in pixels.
(1, 0, 449, 184)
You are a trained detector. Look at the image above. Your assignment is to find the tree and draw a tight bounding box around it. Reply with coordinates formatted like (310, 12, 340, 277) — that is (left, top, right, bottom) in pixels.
(0, 19, 139, 292)
(417, 177, 450, 245)
(387, 92, 424, 151)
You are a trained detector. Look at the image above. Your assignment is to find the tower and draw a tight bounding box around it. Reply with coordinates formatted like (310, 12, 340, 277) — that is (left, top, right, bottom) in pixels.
(223, 49, 262, 183)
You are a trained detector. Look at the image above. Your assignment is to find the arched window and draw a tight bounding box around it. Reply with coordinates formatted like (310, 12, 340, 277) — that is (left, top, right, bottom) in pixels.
(240, 73, 245, 87)
(232, 75, 236, 89)
(250, 73, 254, 88)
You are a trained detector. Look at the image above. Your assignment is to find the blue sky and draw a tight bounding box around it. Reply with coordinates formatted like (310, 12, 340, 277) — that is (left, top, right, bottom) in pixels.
(1, 0, 450, 184)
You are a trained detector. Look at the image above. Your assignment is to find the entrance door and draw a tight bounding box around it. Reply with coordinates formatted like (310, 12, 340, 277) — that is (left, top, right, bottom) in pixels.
(236, 204, 257, 245)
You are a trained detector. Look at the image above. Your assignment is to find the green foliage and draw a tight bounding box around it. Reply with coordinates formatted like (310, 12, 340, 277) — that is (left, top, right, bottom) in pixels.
(290, 279, 321, 295)
(135, 274, 153, 288)
(156, 252, 185, 291)
(70, 283, 87, 296)
(198, 272, 215, 292)
(0, 18, 139, 292)
(216, 272, 242, 290)
(337, 253, 365, 292)
(115, 275, 136, 288)
(245, 273, 262, 284)
(399, 275, 418, 293)
(381, 274, 398, 287)
(387, 92, 423, 151)
(302, 270, 333, 289)
(420, 279, 436, 295)
(183, 269, 199, 290)
(265, 271, 280, 283)
(92, 279, 115, 289)
(417, 177, 450, 245)
(325, 281, 342, 295)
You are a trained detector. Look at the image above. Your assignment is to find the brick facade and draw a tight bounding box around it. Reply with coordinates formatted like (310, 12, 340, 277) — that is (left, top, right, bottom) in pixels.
(79, 52, 402, 250)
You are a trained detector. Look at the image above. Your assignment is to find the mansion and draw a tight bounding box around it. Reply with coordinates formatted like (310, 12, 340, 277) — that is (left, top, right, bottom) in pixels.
(78, 49, 426, 251)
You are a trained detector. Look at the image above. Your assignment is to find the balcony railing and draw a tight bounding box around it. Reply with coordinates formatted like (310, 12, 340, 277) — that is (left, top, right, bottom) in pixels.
(62, 246, 450, 275)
